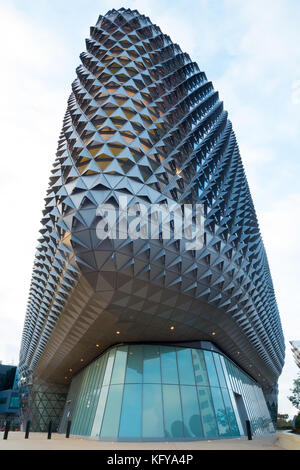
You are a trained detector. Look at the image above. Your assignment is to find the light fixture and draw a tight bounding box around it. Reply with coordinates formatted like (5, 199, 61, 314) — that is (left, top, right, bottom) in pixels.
(212, 332, 216, 336)
(116, 331, 120, 335)
(80, 358, 84, 362)
(69, 368, 72, 372)
(170, 326, 175, 330)
(96, 344, 100, 348)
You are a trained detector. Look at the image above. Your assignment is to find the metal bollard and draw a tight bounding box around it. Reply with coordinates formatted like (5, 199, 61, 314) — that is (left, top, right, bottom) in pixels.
(3, 421, 10, 440)
(47, 421, 52, 440)
(246, 420, 252, 440)
(25, 420, 31, 439)
(66, 420, 72, 438)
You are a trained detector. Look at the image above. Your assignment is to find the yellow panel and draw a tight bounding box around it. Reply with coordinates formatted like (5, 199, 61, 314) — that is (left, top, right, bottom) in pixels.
(96, 160, 113, 170)
(122, 105, 136, 118)
(108, 143, 125, 156)
(99, 127, 115, 140)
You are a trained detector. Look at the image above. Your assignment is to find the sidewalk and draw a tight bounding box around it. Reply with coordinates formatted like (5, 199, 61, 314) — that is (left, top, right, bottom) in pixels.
(0, 432, 282, 450)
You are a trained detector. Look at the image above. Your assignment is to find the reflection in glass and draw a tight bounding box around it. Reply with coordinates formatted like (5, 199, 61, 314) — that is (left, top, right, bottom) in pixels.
(103, 349, 116, 386)
(91, 385, 109, 436)
(66, 344, 275, 440)
(163, 384, 184, 438)
(213, 353, 227, 388)
(198, 386, 219, 438)
(161, 346, 179, 384)
(100, 384, 123, 437)
(143, 384, 164, 438)
(204, 350, 219, 388)
(125, 345, 143, 383)
(177, 348, 195, 385)
(119, 384, 142, 438)
(143, 345, 161, 383)
(221, 388, 240, 436)
(210, 387, 231, 436)
(191, 349, 209, 386)
(181, 385, 203, 438)
(111, 346, 128, 384)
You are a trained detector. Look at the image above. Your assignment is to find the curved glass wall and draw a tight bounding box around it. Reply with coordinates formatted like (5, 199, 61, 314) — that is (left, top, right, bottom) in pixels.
(61, 344, 274, 440)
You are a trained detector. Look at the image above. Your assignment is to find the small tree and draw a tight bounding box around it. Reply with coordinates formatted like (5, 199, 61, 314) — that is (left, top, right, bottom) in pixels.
(288, 374, 300, 412)
(277, 413, 292, 429)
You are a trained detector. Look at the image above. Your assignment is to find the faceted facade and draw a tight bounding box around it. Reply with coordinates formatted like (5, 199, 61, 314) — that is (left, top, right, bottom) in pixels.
(19, 8, 284, 438)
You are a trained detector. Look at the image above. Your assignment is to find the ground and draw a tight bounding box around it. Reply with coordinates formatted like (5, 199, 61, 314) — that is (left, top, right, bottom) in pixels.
(0, 432, 284, 450)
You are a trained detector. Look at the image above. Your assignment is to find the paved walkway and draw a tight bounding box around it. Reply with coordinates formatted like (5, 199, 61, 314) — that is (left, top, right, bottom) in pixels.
(0, 432, 282, 450)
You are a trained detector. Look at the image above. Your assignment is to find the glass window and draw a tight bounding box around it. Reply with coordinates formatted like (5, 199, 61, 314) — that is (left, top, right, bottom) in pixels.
(161, 346, 179, 384)
(191, 349, 209, 386)
(125, 345, 143, 383)
(100, 384, 123, 438)
(204, 350, 219, 388)
(111, 346, 128, 384)
(197, 386, 218, 438)
(9, 393, 18, 409)
(91, 385, 109, 437)
(143, 384, 164, 438)
(143, 345, 161, 383)
(177, 348, 195, 385)
(163, 385, 184, 438)
(181, 385, 203, 438)
(213, 353, 227, 389)
(119, 384, 142, 438)
(103, 349, 116, 386)
(221, 388, 240, 437)
(210, 387, 231, 437)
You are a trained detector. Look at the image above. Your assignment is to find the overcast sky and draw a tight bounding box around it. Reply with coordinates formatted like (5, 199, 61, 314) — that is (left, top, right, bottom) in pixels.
(0, 0, 299, 417)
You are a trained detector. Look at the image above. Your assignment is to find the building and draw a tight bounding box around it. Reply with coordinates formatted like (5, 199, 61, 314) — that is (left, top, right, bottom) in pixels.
(0, 363, 19, 429)
(290, 341, 300, 369)
(18, 8, 285, 440)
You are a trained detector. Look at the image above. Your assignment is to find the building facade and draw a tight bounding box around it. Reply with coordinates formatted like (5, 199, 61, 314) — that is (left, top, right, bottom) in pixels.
(0, 364, 19, 429)
(19, 8, 284, 440)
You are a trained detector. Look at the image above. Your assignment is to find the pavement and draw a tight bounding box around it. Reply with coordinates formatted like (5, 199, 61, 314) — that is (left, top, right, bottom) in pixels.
(0, 432, 283, 450)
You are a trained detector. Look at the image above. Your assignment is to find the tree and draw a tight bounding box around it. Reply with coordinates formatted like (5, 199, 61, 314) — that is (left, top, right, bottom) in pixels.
(277, 413, 291, 429)
(288, 374, 300, 411)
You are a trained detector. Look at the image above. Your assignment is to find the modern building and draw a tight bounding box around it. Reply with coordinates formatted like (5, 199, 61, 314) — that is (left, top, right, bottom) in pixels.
(0, 363, 19, 429)
(19, 8, 285, 440)
(290, 341, 300, 369)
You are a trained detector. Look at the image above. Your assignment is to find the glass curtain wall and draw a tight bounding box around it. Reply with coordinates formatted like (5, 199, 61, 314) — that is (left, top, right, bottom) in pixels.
(62, 344, 274, 440)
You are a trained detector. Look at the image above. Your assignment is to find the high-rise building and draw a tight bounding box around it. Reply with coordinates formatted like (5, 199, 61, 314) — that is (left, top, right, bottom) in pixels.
(19, 8, 284, 440)
(290, 341, 300, 369)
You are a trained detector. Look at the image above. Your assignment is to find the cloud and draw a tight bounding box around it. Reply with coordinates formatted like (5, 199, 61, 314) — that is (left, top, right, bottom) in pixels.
(258, 193, 300, 416)
(292, 80, 300, 105)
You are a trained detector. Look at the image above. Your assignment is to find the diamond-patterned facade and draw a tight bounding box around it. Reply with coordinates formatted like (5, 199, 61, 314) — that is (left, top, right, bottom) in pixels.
(19, 8, 284, 430)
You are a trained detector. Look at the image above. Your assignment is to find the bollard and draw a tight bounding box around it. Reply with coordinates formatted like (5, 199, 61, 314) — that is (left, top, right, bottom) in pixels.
(246, 420, 252, 440)
(25, 420, 31, 439)
(3, 421, 10, 440)
(47, 421, 52, 440)
(66, 420, 72, 439)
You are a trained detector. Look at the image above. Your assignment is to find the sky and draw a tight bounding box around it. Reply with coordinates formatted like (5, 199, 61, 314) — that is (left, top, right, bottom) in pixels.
(0, 0, 299, 417)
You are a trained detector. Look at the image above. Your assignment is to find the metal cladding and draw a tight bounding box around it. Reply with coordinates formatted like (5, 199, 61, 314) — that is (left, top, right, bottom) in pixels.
(19, 8, 284, 420)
